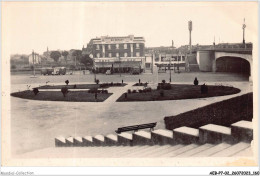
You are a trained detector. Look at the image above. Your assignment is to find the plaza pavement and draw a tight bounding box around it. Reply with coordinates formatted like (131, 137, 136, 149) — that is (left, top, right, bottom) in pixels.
(9, 78, 253, 156)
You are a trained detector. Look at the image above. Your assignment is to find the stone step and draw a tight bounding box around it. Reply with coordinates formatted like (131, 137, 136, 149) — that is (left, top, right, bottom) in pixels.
(84, 146, 128, 157)
(65, 137, 74, 147)
(120, 145, 153, 157)
(211, 142, 250, 157)
(82, 136, 93, 146)
(165, 144, 199, 157)
(132, 131, 152, 145)
(93, 135, 105, 146)
(118, 132, 133, 146)
(106, 146, 144, 157)
(73, 137, 84, 147)
(231, 147, 253, 157)
(193, 143, 232, 157)
(136, 145, 172, 157)
(231, 120, 253, 142)
(151, 129, 175, 145)
(176, 143, 215, 157)
(104, 134, 118, 146)
(173, 126, 199, 144)
(150, 144, 185, 157)
(199, 124, 234, 144)
(55, 137, 66, 147)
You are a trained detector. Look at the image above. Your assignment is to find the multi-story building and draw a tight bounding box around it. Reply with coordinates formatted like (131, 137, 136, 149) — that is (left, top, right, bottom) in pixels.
(85, 35, 145, 73)
(145, 46, 186, 72)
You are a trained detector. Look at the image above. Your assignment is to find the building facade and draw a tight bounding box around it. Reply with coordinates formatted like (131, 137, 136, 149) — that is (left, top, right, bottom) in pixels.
(85, 35, 145, 73)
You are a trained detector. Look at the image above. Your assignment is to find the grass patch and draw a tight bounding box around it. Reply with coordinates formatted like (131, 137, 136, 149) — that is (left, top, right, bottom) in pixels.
(11, 90, 112, 102)
(36, 83, 127, 89)
(164, 93, 253, 129)
(133, 83, 148, 86)
(117, 84, 240, 102)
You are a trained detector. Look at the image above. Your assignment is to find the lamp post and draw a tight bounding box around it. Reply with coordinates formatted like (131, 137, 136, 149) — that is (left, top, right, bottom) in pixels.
(242, 18, 246, 45)
(119, 56, 121, 77)
(169, 54, 171, 82)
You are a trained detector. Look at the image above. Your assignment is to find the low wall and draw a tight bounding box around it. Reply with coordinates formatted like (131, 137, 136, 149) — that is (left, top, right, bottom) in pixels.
(164, 93, 253, 130)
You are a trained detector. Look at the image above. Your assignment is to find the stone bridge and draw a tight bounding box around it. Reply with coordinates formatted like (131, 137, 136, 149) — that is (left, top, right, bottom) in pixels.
(196, 48, 253, 80)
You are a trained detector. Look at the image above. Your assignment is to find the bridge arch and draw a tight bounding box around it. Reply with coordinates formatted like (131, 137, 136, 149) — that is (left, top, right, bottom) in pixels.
(215, 52, 252, 76)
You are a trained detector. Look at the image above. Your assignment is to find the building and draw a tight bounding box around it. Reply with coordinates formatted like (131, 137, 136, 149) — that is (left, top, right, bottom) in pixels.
(85, 35, 145, 73)
(145, 46, 186, 72)
(28, 52, 41, 65)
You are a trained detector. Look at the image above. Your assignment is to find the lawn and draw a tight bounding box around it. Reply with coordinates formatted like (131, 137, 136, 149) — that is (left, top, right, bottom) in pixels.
(36, 83, 127, 89)
(117, 84, 241, 102)
(11, 90, 112, 102)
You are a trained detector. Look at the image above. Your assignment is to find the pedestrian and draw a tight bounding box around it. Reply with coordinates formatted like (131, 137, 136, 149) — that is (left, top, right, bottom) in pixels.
(122, 80, 124, 84)
(124, 92, 127, 99)
(194, 77, 199, 86)
(139, 79, 141, 84)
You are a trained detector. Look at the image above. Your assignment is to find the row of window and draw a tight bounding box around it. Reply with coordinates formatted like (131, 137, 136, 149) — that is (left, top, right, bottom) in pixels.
(97, 59, 140, 62)
(96, 43, 140, 50)
(96, 52, 140, 58)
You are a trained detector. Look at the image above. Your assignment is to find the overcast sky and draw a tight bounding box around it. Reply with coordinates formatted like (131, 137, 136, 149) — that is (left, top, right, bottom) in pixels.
(3, 2, 258, 54)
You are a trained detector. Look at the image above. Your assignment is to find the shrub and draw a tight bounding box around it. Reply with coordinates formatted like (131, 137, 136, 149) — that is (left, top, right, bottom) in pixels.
(124, 93, 127, 99)
(104, 90, 108, 94)
(160, 90, 164, 97)
(139, 89, 143, 93)
(65, 80, 69, 85)
(133, 90, 137, 93)
(201, 84, 208, 94)
(128, 89, 131, 94)
(162, 80, 166, 84)
(157, 85, 161, 90)
(163, 83, 172, 90)
(110, 82, 113, 86)
(146, 87, 152, 92)
(61, 87, 69, 97)
(32, 88, 39, 95)
(95, 79, 100, 84)
(88, 88, 98, 93)
(74, 84, 77, 89)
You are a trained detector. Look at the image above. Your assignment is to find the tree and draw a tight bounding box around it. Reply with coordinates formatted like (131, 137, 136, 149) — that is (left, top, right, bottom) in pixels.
(50, 51, 61, 62)
(62, 51, 69, 64)
(80, 54, 94, 69)
(72, 50, 82, 64)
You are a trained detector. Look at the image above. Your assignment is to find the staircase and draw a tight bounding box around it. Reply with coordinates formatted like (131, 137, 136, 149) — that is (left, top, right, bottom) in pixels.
(53, 120, 253, 158)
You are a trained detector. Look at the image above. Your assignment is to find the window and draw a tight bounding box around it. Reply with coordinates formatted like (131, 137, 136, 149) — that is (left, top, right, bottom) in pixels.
(182, 57, 185, 61)
(96, 53, 100, 58)
(116, 44, 119, 49)
(136, 43, 139, 48)
(136, 52, 140, 57)
(96, 45, 100, 50)
(124, 53, 128, 57)
(116, 53, 119, 57)
(109, 53, 112, 58)
(124, 44, 127, 49)
(108, 45, 111, 50)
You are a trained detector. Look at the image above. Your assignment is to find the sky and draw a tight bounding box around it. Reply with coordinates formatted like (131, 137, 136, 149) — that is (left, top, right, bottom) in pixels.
(2, 1, 258, 55)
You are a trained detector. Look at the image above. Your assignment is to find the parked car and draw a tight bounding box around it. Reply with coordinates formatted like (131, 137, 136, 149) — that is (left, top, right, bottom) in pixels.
(52, 67, 66, 75)
(41, 67, 54, 75)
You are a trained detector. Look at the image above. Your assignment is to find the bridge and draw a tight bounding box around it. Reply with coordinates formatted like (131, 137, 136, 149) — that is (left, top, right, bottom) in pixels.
(196, 46, 253, 80)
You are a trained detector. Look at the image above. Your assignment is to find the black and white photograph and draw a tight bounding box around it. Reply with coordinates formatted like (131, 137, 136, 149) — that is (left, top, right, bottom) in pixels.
(1, 1, 258, 171)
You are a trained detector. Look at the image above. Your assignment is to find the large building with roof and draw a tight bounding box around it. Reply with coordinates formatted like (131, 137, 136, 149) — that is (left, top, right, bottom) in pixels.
(84, 35, 145, 73)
